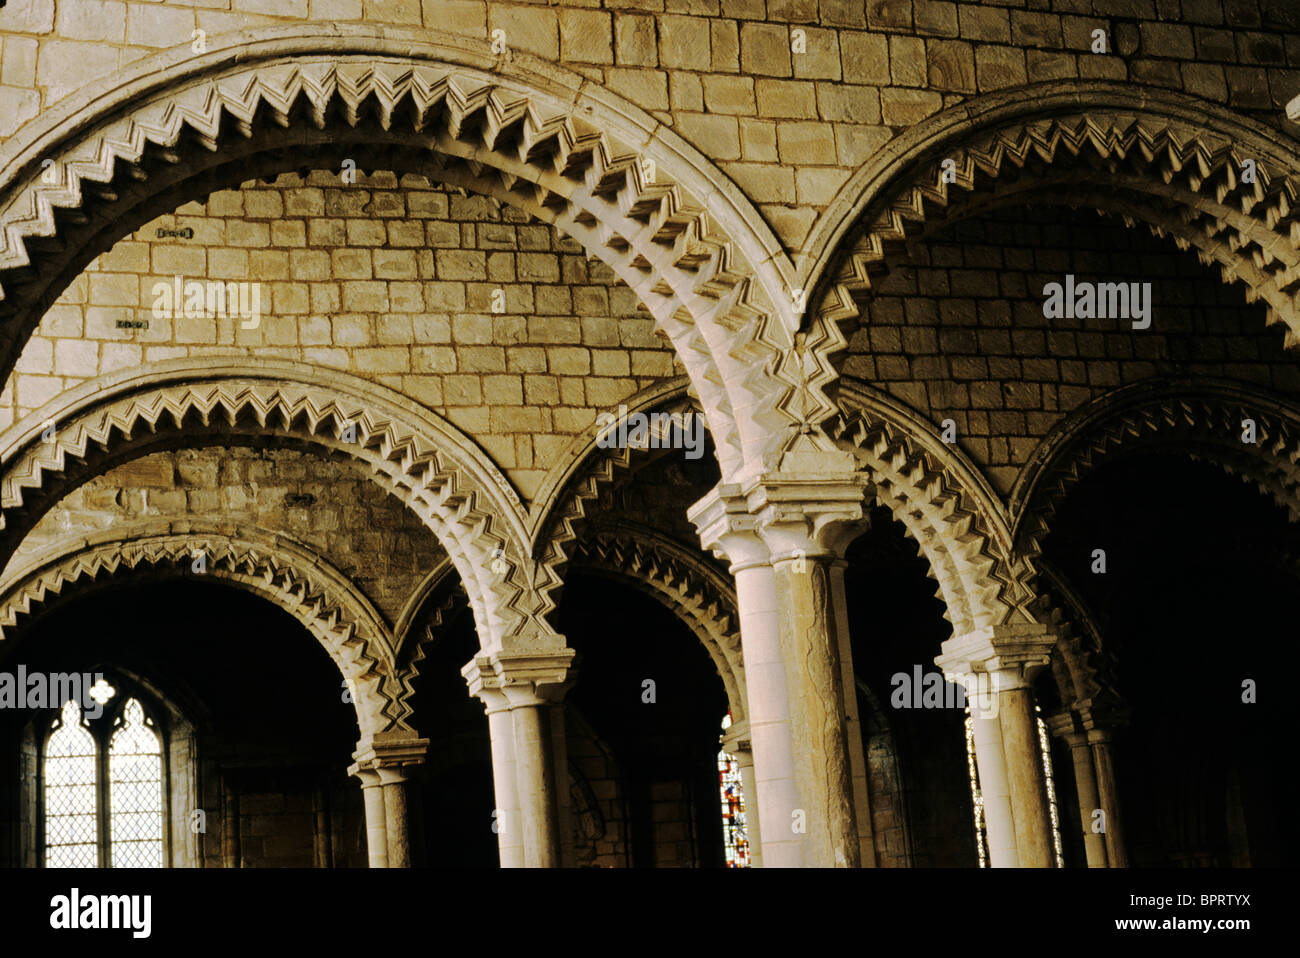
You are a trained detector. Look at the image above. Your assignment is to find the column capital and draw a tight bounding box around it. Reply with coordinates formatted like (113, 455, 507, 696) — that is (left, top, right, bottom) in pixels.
(935, 623, 1057, 691)
(348, 734, 429, 784)
(720, 717, 751, 754)
(1044, 709, 1087, 745)
(462, 643, 575, 711)
(689, 482, 767, 569)
(689, 466, 869, 568)
(1075, 698, 1131, 739)
(741, 470, 869, 562)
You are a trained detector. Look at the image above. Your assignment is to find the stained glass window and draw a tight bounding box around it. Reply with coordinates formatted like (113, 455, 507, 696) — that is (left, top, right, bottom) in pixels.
(109, 699, 164, 868)
(963, 709, 987, 868)
(1036, 705, 1066, 868)
(963, 704, 1064, 868)
(44, 700, 99, 868)
(42, 683, 169, 868)
(717, 712, 750, 868)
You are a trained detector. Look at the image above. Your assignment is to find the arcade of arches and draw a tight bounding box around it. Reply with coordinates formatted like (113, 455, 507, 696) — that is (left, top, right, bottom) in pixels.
(0, 2, 1297, 868)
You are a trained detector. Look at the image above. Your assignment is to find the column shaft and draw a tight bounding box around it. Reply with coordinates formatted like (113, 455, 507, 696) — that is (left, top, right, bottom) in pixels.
(513, 704, 560, 868)
(770, 557, 859, 867)
(828, 560, 876, 866)
(968, 703, 1019, 867)
(1091, 734, 1128, 868)
(360, 779, 388, 869)
(999, 686, 1054, 867)
(486, 707, 523, 867)
(382, 779, 412, 868)
(1066, 737, 1108, 867)
(733, 561, 802, 867)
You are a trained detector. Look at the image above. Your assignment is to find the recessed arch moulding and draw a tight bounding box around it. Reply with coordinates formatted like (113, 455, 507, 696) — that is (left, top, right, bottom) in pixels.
(0, 25, 813, 488)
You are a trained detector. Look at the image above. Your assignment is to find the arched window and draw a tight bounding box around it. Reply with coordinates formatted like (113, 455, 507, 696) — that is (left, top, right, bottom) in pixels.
(717, 712, 750, 868)
(44, 700, 99, 868)
(108, 699, 165, 867)
(964, 703, 1065, 867)
(41, 680, 167, 868)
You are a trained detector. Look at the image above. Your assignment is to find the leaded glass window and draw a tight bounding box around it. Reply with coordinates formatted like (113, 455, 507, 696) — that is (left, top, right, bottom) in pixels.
(717, 712, 750, 868)
(44, 700, 98, 868)
(109, 699, 164, 868)
(41, 681, 169, 868)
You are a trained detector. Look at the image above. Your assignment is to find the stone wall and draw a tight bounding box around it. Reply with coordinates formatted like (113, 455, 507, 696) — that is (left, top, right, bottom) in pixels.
(4, 173, 680, 502)
(8, 447, 442, 627)
(841, 204, 1297, 493)
(2, 1, 1296, 253)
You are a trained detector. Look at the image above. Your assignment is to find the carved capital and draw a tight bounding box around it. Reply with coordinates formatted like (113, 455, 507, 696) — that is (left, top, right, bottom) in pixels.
(1075, 698, 1131, 738)
(689, 483, 767, 570)
(720, 717, 752, 755)
(462, 642, 575, 711)
(742, 469, 869, 562)
(690, 470, 868, 569)
(349, 734, 430, 784)
(936, 623, 1057, 691)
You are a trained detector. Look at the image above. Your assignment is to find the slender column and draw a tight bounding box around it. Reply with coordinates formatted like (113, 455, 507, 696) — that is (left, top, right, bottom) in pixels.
(1078, 702, 1129, 868)
(948, 669, 1019, 867)
(1046, 712, 1108, 867)
(380, 770, 412, 868)
(348, 735, 428, 869)
(828, 557, 877, 866)
(692, 465, 867, 868)
(721, 718, 762, 868)
(938, 623, 1057, 867)
(693, 488, 800, 866)
(484, 703, 523, 867)
(220, 777, 240, 869)
(549, 704, 576, 868)
(354, 770, 388, 868)
(513, 703, 559, 867)
(464, 645, 574, 868)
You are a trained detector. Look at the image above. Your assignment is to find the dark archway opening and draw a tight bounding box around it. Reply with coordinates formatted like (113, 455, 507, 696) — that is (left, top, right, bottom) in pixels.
(558, 573, 728, 867)
(1045, 454, 1299, 866)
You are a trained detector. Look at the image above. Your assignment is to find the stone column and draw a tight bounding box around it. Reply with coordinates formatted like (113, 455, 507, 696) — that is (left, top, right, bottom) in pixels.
(464, 644, 574, 868)
(353, 769, 387, 869)
(1046, 711, 1108, 868)
(692, 487, 799, 867)
(828, 556, 877, 866)
(348, 735, 428, 868)
(938, 624, 1057, 867)
(721, 717, 762, 868)
(938, 658, 1018, 867)
(691, 463, 867, 868)
(1078, 702, 1129, 868)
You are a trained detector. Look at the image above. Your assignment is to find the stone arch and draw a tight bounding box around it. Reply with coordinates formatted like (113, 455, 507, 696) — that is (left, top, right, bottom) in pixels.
(0, 24, 802, 479)
(0, 521, 398, 737)
(1028, 558, 1114, 715)
(1010, 377, 1300, 571)
(797, 81, 1300, 431)
(568, 524, 744, 722)
(529, 378, 708, 626)
(388, 556, 470, 734)
(828, 378, 1030, 638)
(0, 358, 538, 653)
